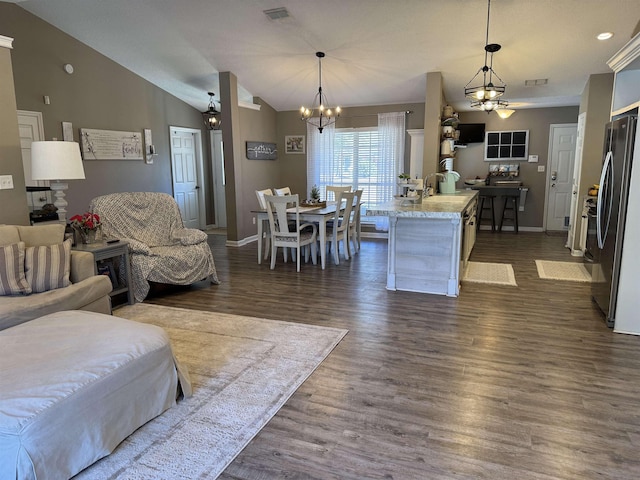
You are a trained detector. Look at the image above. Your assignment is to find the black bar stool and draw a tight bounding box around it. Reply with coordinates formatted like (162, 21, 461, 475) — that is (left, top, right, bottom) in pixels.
(477, 194, 496, 232)
(499, 195, 519, 233)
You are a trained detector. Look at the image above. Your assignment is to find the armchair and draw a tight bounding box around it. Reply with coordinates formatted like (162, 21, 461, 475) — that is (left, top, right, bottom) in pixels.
(90, 192, 219, 302)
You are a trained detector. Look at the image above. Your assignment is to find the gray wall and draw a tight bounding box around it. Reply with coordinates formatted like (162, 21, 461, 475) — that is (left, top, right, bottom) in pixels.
(0, 40, 30, 225)
(0, 3, 209, 224)
(456, 106, 579, 229)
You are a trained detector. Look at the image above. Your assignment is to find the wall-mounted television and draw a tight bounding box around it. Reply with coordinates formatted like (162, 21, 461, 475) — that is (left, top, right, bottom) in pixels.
(457, 123, 486, 144)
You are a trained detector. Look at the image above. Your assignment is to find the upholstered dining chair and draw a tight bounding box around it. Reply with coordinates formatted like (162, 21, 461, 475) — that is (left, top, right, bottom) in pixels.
(348, 189, 364, 257)
(325, 185, 351, 201)
(255, 188, 273, 261)
(264, 194, 317, 272)
(325, 191, 356, 265)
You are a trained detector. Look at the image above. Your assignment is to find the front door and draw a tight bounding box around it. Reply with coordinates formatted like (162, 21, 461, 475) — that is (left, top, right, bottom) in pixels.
(546, 124, 577, 231)
(170, 128, 202, 229)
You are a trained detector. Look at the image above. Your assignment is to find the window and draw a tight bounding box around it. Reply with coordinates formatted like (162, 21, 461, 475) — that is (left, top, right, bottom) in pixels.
(326, 127, 394, 211)
(484, 130, 529, 161)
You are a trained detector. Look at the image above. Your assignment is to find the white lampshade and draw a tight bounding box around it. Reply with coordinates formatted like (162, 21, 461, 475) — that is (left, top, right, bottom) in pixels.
(30, 141, 85, 224)
(31, 141, 85, 180)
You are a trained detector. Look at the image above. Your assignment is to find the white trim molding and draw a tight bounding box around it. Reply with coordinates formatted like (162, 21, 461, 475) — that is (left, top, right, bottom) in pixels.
(608, 31, 640, 73)
(0, 35, 14, 49)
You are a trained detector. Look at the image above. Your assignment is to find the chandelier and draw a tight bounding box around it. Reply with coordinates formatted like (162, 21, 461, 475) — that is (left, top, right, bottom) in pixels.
(201, 92, 221, 130)
(300, 52, 341, 133)
(464, 0, 508, 113)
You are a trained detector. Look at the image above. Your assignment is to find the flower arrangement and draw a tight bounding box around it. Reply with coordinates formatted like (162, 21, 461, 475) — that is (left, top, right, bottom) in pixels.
(69, 212, 102, 244)
(69, 212, 102, 231)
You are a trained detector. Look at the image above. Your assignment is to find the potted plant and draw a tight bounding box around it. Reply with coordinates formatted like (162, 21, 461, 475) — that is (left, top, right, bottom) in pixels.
(310, 185, 321, 203)
(398, 173, 410, 184)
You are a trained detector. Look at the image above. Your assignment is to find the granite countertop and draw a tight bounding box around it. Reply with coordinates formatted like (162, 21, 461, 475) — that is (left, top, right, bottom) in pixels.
(366, 190, 478, 219)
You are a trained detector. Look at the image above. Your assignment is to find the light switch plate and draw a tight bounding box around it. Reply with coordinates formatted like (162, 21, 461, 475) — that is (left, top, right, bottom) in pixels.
(538, 165, 545, 173)
(0, 175, 14, 189)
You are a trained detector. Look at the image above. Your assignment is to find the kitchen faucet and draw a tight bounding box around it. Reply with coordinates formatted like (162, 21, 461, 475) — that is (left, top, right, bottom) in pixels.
(423, 173, 445, 196)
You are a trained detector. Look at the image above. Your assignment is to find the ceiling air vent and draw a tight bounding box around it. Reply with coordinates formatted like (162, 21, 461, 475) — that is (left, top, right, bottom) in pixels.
(525, 79, 549, 86)
(263, 7, 290, 20)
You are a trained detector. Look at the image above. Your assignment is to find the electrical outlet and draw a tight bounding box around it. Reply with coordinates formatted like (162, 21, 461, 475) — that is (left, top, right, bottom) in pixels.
(0, 175, 14, 190)
(537, 166, 545, 173)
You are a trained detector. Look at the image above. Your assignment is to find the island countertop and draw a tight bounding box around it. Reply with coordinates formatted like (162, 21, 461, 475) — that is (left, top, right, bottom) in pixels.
(366, 190, 478, 219)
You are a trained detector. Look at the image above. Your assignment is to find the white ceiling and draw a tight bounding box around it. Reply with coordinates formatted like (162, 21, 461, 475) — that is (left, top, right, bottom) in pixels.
(8, 0, 640, 114)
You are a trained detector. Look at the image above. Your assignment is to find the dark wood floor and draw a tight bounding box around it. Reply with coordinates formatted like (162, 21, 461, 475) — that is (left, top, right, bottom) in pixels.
(142, 231, 640, 479)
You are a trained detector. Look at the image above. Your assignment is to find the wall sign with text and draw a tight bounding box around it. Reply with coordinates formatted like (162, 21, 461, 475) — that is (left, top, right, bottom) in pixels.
(80, 128, 143, 160)
(246, 141, 277, 160)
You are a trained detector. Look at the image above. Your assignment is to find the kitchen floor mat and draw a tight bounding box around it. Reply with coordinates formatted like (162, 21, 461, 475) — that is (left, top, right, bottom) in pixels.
(535, 260, 592, 282)
(463, 262, 517, 286)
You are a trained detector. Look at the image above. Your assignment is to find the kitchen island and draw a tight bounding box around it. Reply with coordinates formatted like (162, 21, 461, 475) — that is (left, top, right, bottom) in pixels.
(367, 191, 478, 296)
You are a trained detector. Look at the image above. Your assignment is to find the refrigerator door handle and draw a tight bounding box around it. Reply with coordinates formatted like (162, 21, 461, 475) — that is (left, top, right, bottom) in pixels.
(597, 151, 613, 249)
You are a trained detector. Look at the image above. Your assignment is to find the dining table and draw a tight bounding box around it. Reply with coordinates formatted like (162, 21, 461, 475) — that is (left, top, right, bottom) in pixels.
(253, 201, 360, 269)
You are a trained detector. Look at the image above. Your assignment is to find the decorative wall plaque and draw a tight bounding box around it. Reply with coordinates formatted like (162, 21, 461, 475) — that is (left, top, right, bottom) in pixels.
(246, 141, 277, 160)
(80, 128, 143, 160)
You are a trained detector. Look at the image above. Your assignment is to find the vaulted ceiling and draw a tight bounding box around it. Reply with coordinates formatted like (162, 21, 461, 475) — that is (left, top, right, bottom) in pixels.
(8, 0, 640, 114)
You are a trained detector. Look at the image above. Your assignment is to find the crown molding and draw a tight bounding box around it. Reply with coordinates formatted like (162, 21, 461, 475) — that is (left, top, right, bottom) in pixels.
(0, 35, 14, 49)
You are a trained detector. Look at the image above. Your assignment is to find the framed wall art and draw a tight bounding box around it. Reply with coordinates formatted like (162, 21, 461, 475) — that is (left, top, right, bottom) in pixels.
(80, 128, 143, 160)
(285, 135, 305, 154)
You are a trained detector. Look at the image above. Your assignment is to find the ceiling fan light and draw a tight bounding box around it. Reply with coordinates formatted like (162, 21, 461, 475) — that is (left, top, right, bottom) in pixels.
(496, 109, 515, 119)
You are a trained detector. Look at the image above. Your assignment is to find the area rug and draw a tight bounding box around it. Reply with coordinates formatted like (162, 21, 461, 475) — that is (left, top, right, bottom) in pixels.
(462, 261, 517, 286)
(76, 303, 348, 480)
(535, 260, 592, 282)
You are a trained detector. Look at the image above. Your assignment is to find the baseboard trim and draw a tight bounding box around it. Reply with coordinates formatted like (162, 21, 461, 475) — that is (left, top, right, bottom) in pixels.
(227, 235, 257, 247)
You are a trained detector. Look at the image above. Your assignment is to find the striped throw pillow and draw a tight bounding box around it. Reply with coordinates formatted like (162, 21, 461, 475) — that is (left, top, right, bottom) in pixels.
(24, 238, 72, 293)
(0, 242, 32, 296)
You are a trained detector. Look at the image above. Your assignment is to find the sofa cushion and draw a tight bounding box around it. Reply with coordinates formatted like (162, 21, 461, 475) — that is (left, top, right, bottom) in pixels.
(0, 225, 20, 246)
(0, 242, 31, 296)
(24, 239, 72, 293)
(16, 224, 65, 247)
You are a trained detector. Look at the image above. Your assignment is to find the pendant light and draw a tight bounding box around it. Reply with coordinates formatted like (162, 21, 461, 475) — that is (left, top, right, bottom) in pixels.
(464, 0, 509, 113)
(201, 92, 221, 130)
(300, 52, 341, 133)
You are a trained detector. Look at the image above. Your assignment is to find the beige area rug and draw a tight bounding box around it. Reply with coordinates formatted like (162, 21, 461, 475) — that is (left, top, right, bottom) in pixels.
(462, 261, 517, 286)
(535, 260, 592, 282)
(76, 303, 347, 480)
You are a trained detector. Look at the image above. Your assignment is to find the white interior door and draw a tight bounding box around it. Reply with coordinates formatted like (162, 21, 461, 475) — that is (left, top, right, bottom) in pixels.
(546, 124, 578, 231)
(17, 111, 46, 210)
(211, 130, 226, 228)
(170, 127, 205, 229)
(567, 113, 586, 251)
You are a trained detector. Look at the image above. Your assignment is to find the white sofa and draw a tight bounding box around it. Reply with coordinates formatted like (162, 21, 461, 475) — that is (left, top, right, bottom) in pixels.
(0, 224, 112, 330)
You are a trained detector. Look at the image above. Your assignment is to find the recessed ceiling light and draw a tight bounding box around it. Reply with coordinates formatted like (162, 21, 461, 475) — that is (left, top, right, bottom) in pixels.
(597, 32, 614, 40)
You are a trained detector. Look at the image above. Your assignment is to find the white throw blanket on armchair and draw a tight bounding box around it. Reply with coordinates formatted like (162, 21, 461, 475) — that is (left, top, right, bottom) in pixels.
(90, 192, 219, 302)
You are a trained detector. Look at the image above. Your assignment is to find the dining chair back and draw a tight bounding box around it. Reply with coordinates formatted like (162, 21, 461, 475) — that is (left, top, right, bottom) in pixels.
(326, 190, 356, 265)
(255, 189, 273, 261)
(348, 189, 364, 256)
(274, 187, 292, 196)
(325, 185, 351, 201)
(264, 194, 317, 272)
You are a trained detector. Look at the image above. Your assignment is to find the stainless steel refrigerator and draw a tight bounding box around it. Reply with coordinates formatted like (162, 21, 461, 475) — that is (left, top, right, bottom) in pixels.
(589, 115, 637, 327)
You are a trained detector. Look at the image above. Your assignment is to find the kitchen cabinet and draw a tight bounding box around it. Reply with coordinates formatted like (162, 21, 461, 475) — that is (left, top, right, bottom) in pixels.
(366, 191, 478, 297)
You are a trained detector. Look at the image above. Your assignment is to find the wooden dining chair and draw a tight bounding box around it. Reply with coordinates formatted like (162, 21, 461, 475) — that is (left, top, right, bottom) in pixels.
(325, 185, 351, 201)
(274, 186, 292, 196)
(348, 189, 363, 257)
(325, 191, 356, 265)
(264, 194, 317, 272)
(255, 189, 273, 261)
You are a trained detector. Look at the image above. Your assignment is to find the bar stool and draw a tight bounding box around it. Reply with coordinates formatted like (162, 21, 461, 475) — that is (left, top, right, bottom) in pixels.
(477, 194, 496, 232)
(499, 195, 519, 233)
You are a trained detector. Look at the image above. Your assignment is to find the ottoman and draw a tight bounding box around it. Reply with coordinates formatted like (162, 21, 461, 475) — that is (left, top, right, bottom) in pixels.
(0, 310, 191, 480)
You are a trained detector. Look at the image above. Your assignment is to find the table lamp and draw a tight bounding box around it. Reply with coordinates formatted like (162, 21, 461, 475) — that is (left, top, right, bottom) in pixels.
(30, 141, 85, 224)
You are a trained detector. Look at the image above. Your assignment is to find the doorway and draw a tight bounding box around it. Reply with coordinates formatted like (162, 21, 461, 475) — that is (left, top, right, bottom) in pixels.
(17, 110, 46, 211)
(545, 123, 578, 231)
(169, 127, 205, 229)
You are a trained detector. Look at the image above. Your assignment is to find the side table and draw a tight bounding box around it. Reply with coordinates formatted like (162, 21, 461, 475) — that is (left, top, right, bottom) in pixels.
(72, 240, 134, 306)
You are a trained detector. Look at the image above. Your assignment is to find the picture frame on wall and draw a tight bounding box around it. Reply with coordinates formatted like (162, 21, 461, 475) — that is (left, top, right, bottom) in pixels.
(285, 135, 305, 154)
